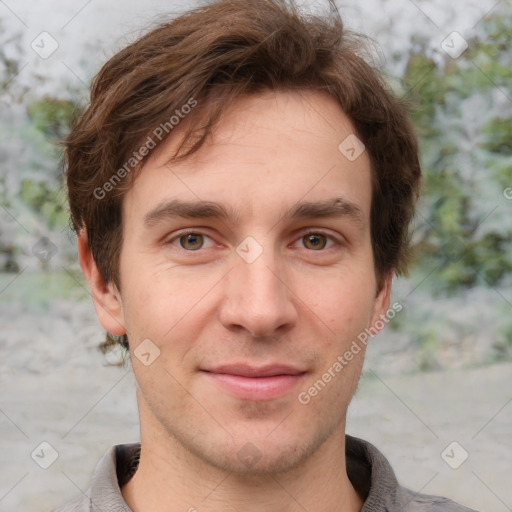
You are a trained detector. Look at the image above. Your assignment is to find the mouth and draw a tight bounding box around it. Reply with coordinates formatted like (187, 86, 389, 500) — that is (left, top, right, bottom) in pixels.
(200, 364, 307, 401)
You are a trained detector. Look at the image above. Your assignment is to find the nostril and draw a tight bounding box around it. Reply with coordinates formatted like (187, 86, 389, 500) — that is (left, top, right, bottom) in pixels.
(249, 332, 280, 342)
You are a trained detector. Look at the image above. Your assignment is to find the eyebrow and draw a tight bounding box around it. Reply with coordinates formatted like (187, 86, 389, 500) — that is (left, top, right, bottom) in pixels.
(143, 197, 365, 227)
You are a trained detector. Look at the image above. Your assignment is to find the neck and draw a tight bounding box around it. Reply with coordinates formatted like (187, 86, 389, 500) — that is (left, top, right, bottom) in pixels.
(122, 420, 363, 512)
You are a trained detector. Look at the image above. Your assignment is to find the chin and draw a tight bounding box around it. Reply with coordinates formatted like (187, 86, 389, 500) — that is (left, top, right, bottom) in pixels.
(178, 425, 331, 477)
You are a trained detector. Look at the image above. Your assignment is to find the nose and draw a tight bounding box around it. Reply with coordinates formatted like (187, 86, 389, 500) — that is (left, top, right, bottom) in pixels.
(218, 248, 298, 339)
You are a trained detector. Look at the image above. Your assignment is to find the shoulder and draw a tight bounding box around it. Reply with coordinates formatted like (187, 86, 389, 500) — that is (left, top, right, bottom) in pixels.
(398, 486, 480, 511)
(49, 443, 140, 512)
(345, 435, 480, 512)
(49, 493, 89, 512)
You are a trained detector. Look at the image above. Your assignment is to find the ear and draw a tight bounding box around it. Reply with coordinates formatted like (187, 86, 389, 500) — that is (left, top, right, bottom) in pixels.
(369, 271, 393, 332)
(78, 230, 126, 336)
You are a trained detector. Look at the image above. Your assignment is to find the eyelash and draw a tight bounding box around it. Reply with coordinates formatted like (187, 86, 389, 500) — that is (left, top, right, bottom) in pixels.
(165, 229, 342, 252)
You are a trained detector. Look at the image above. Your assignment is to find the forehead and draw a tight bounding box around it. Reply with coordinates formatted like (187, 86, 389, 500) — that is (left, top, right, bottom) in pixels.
(124, 89, 372, 224)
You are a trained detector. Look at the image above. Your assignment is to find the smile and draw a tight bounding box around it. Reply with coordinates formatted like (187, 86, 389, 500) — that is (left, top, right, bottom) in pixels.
(200, 365, 307, 401)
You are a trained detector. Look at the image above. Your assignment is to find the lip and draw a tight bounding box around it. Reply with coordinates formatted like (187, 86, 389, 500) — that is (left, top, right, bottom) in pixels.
(201, 364, 307, 401)
(204, 364, 305, 377)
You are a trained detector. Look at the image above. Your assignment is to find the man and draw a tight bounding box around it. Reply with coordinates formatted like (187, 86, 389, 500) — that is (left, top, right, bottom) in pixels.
(54, 0, 478, 510)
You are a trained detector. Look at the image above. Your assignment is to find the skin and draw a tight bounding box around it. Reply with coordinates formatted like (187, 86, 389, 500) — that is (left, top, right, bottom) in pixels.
(79, 89, 392, 512)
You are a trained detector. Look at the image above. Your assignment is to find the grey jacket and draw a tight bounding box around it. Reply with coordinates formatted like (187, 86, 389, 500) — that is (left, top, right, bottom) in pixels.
(51, 435, 479, 511)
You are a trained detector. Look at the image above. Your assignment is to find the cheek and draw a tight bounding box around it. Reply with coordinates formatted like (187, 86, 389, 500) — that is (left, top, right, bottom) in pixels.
(308, 271, 376, 340)
(119, 264, 215, 351)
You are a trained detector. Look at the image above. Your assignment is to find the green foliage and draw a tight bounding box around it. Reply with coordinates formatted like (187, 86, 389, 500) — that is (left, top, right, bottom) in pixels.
(27, 97, 77, 142)
(482, 117, 512, 155)
(18, 179, 68, 230)
(402, 10, 512, 295)
(0, 270, 88, 309)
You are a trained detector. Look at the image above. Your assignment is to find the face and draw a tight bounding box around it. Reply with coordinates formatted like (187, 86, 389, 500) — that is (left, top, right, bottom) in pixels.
(84, 89, 391, 475)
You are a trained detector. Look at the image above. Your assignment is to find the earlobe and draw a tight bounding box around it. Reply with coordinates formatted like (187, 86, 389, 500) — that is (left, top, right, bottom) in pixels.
(77, 230, 126, 336)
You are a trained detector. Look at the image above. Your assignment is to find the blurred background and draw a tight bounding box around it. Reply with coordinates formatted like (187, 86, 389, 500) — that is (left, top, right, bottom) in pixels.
(0, 1, 511, 511)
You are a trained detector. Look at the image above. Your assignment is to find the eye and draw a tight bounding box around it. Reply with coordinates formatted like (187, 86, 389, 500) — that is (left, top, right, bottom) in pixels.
(167, 231, 216, 251)
(294, 231, 338, 251)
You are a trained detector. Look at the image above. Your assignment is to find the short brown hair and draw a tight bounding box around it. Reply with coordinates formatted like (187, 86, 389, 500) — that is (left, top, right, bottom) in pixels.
(65, 0, 421, 291)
